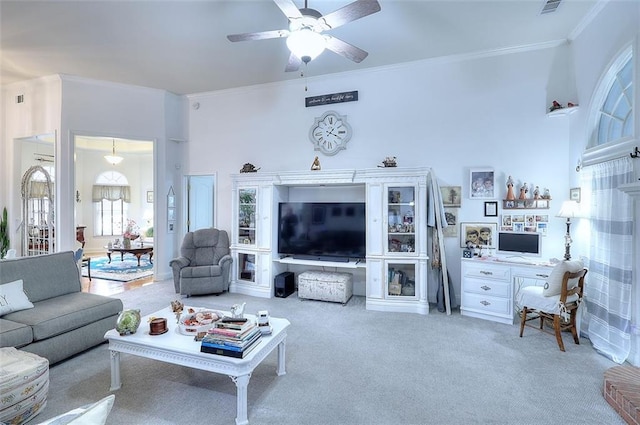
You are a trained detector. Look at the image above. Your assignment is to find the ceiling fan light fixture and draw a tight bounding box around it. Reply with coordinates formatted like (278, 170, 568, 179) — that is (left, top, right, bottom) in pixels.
(286, 28, 326, 63)
(104, 139, 123, 165)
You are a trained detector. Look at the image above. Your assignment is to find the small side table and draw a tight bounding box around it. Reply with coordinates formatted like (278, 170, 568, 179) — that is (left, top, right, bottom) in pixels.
(82, 256, 91, 281)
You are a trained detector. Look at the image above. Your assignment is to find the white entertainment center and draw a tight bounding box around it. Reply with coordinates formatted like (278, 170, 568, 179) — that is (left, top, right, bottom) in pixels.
(229, 167, 433, 315)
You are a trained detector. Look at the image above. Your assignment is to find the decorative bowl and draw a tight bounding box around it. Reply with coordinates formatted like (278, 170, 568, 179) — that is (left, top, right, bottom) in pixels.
(178, 309, 223, 335)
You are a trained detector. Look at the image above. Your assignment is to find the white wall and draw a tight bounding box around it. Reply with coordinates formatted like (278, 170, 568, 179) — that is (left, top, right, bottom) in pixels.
(187, 44, 575, 302)
(1, 75, 187, 280)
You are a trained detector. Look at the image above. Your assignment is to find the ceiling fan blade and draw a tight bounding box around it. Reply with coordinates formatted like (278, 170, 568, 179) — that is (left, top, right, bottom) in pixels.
(285, 53, 302, 72)
(227, 29, 290, 42)
(274, 0, 303, 20)
(325, 36, 368, 63)
(320, 0, 381, 30)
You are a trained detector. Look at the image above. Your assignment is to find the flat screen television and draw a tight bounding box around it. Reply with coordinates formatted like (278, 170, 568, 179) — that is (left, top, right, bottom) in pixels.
(497, 231, 542, 257)
(278, 202, 366, 262)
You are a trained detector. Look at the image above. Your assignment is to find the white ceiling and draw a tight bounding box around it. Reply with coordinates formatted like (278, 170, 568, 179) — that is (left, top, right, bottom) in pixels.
(1, 0, 601, 96)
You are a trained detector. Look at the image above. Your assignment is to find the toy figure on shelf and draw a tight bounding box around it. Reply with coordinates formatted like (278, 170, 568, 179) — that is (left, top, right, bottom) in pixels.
(506, 175, 516, 200)
(519, 182, 528, 200)
(549, 100, 563, 112)
(543, 188, 551, 199)
(533, 186, 540, 199)
(311, 156, 321, 170)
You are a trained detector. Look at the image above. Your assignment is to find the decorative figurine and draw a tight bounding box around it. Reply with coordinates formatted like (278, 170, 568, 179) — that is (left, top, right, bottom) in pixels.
(240, 163, 260, 173)
(506, 175, 516, 200)
(549, 100, 563, 112)
(231, 302, 246, 319)
(171, 299, 184, 323)
(378, 156, 397, 168)
(115, 309, 141, 335)
(543, 188, 551, 199)
(533, 186, 540, 199)
(519, 182, 528, 200)
(311, 156, 321, 170)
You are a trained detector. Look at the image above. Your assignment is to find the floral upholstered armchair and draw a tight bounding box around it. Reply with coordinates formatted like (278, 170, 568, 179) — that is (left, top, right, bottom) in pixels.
(169, 228, 232, 296)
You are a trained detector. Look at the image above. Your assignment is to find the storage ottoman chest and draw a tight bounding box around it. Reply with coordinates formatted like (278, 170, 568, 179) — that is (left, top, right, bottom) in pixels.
(0, 347, 49, 425)
(298, 271, 353, 305)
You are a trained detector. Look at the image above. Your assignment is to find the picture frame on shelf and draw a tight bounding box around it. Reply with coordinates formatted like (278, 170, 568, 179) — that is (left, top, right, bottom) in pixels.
(484, 201, 498, 217)
(146, 191, 153, 203)
(469, 168, 495, 199)
(460, 222, 497, 248)
(440, 186, 462, 207)
(570, 187, 581, 203)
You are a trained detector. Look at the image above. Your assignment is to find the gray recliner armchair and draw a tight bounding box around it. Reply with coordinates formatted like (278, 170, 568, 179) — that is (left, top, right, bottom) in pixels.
(169, 228, 233, 296)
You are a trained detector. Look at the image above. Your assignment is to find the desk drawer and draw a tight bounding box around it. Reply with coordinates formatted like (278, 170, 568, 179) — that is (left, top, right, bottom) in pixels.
(464, 277, 510, 298)
(461, 292, 511, 316)
(463, 264, 510, 281)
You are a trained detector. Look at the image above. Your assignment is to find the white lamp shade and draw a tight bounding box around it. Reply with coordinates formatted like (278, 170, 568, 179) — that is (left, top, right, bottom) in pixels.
(286, 29, 326, 62)
(104, 140, 124, 165)
(556, 200, 580, 218)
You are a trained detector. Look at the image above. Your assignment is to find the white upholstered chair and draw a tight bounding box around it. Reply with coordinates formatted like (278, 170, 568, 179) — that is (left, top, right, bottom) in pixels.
(517, 260, 587, 351)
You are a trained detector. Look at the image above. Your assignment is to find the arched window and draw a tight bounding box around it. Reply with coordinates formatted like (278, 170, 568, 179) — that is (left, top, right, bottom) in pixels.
(93, 171, 130, 237)
(595, 52, 633, 146)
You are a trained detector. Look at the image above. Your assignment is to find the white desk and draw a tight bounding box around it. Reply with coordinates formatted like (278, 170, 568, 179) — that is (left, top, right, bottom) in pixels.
(105, 307, 290, 425)
(461, 257, 554, 325)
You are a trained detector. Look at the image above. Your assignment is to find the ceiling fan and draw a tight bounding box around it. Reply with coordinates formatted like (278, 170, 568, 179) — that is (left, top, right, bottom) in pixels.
(227, 0, 381, 72)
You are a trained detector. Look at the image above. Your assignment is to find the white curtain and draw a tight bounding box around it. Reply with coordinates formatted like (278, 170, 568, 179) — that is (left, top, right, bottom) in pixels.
(581, 157, 634, 363)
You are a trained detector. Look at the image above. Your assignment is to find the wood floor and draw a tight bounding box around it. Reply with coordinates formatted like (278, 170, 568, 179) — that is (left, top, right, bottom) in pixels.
(80, 275, 155, 296)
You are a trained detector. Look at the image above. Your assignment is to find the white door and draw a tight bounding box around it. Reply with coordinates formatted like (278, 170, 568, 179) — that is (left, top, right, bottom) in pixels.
(187, 175, 215, 231)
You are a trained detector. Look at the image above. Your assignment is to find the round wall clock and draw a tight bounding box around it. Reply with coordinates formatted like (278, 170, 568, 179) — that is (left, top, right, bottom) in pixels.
(308, 110, 352, 156)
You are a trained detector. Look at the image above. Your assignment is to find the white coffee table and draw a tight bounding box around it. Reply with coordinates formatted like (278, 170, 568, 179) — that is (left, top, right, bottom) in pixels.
(104, 306, 290, 425)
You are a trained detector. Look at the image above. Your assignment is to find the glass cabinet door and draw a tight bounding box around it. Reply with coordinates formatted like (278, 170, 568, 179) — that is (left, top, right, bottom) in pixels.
(238, 253, 256, 283)
(238, 188, 256, 245)
(387, 262, 416, 298)
(387, 186, 415, 253)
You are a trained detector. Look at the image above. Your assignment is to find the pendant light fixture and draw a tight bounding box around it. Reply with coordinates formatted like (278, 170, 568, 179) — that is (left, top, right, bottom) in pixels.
(104, 139, 123, 165)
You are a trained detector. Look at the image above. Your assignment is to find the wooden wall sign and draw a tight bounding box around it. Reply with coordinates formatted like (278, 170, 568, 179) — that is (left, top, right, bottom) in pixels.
(305, 91, 358, 107)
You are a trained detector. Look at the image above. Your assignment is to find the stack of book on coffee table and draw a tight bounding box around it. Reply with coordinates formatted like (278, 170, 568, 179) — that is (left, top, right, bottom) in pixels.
(200, 317, 262, 358)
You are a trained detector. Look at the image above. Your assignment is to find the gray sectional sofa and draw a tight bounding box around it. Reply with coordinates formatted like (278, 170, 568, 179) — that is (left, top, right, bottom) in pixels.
(0, 251, 123, 365)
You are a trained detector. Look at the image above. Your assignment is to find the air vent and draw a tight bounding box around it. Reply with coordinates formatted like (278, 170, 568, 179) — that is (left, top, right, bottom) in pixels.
(16, 94, 24, 103)
(540, 0, 562, 14)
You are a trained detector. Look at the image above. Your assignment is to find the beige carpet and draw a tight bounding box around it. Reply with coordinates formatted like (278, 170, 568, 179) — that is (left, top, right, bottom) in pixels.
(37, 279, 625, 425)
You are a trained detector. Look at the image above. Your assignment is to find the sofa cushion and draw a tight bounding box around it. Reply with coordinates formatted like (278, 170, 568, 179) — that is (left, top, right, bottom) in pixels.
(0, 279, 35, 315)
(0, 318, 33, 347)
(181, 265, 222, 279)
(3, 293, 123, 341)
(0, 252, 81, 303)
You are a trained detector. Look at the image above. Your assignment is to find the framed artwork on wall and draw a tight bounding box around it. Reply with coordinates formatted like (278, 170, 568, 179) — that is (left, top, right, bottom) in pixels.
(484, 201, 498, 217)
(440, 186, 462, 207)
(146, 191, 153, 203)
(460, 222, 497, 248)
(570, 187, 581, 202)
(469, 168, 495, 199)
(443, 207, 458, 237)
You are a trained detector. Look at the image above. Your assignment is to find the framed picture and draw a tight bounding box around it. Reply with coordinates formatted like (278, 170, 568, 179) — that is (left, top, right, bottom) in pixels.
(469, 168, 495, 199)
(443, 207, 458, 237)
(168, 221, 175, 233)
(460, 222, 497, 248)
(167, 186, 175, 208)
(484, 201, 498, 217)
(570, 187, 581, 203)
(440, 186, 462, 207)
(167, 208, 176, 221)
(146, 191, 153, 203)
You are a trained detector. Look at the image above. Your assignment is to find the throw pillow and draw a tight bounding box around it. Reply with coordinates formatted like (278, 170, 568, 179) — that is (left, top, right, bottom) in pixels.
(0, 279, 35, 315)
(36, 395, 115, 425)
(542, 260, 584, 297)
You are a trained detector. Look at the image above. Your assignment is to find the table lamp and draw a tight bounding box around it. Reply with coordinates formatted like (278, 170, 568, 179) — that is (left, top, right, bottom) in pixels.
(556, 200, 580, 260)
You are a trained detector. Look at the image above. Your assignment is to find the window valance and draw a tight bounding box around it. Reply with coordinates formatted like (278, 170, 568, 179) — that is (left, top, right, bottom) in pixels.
(25, 181, 54, 199)
(92, 185, 131, 202)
